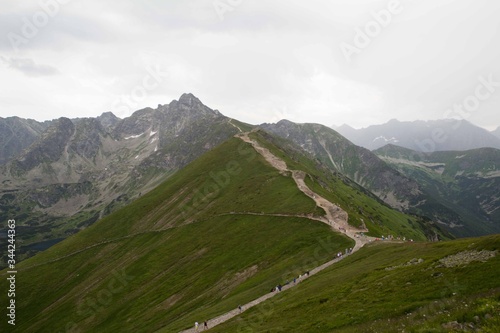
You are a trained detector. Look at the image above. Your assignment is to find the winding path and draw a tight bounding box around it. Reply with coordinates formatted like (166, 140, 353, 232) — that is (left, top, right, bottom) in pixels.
(177, 133, 373, 332)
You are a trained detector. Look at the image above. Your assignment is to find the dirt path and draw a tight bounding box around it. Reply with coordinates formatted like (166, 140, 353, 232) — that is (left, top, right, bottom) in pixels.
(228, 119, 243, 133)
(177, 133, 374, 332)
(237, 132, 370, 250)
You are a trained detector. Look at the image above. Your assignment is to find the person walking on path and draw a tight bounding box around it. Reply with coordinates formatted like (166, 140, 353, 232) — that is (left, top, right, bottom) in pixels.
(238, 304, 242, 313)
(204, 320, 208, 330)
(195, 322, 199, 332)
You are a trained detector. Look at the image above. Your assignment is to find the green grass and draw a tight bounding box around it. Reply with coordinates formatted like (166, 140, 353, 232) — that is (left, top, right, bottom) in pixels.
(0, 134, 469, 332)
(375, 146, 500, 236)
(212, 234, 500, 332)
(6, 215, 351, 332)
(0, 137, 352, 332)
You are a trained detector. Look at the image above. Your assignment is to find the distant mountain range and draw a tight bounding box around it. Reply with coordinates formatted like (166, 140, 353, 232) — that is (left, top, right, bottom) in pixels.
(2, 101, 499, 332)
(261, 120, 499, 237)
(1, 96, 499, 266)
(333, 119, 500, 152)
(375, 144, 500, 236)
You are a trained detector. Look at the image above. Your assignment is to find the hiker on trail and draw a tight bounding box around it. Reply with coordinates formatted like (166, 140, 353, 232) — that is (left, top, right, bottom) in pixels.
(204, 320, 208, 330)
(195, 322, 199, 331)
(239, 305, 242, 313)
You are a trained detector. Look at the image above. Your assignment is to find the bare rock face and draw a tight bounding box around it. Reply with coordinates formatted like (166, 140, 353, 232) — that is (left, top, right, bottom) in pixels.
(97, 111, 120, 130)
(13, 117, 75, 172)
(70, 118, 106, 159)
(0, 116, 53, 165)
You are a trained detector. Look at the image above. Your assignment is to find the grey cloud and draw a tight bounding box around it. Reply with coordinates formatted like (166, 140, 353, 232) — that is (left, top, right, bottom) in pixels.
(1, 57, 60, 77)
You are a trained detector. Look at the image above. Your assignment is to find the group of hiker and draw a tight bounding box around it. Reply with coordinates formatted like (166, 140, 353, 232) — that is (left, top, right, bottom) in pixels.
(271, 270, 311, 293)
(193, 247, 356, 331)
(336, 248, 353, 258)
(377, 235, 413, 242)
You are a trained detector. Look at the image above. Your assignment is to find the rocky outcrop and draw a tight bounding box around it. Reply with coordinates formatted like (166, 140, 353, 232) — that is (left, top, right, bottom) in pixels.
(97, 112, 120, 130)
(436, 250, 497, 268)
(0, 116, 52, 165)
(70, 118, 106, 159)
(13, 117, 75, 172)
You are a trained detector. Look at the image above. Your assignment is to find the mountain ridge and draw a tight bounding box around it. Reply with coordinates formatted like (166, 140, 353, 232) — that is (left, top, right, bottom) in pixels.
(1, 96, 498, 268)
(374, 144, 500, 236)
(334, 119, 500, 152)
(260, 120, 498, 236)
(0, 93, 242, 265)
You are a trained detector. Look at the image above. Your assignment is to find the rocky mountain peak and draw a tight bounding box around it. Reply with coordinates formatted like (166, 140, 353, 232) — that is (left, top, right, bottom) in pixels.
(178, 93, 202, 107)
(98, 111, 120, 130)
(166, 93, 220, 119)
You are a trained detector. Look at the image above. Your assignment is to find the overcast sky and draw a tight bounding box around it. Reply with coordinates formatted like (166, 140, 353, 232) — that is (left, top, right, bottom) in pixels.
(1, 0, 499, 130)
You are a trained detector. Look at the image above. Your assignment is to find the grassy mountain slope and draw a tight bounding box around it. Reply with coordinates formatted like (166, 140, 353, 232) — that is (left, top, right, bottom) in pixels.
(249, 130, 449, 241)
(261, 121, 486, 237)
(213, 234, 500, 332)
(0, 129, 443, 332)
(1, 137, 354, 333)
(375, 145, 500, 236)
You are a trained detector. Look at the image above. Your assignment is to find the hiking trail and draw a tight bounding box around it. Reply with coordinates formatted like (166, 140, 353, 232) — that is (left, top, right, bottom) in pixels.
(177, 132, 374, 332)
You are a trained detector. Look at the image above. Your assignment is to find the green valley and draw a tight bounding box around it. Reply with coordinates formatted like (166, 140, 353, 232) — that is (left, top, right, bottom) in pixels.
(0, 132, 439, 332)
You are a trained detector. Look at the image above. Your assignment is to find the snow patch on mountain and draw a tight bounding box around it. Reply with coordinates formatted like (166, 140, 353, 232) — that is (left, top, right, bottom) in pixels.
(373, 136, 398, 143)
